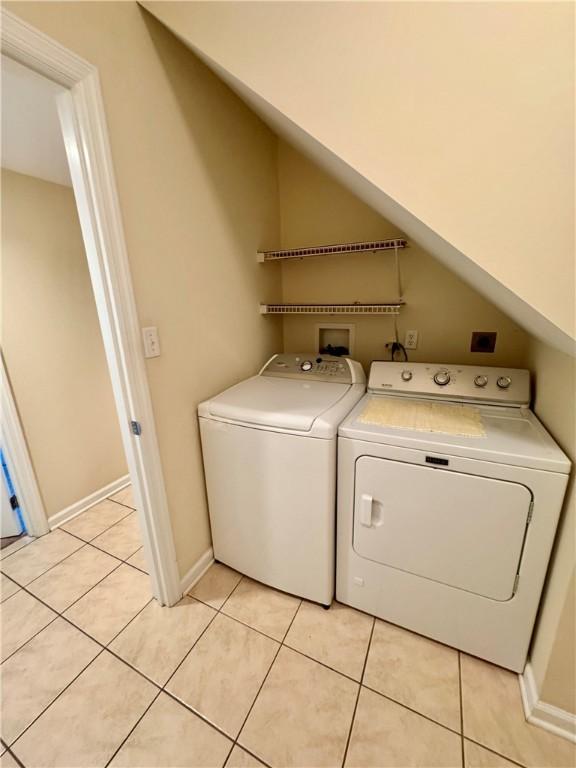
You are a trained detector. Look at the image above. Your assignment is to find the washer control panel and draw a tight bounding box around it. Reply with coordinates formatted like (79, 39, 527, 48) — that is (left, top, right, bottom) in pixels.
(261, 353, 361, 383)
(368, 362, 530, 406)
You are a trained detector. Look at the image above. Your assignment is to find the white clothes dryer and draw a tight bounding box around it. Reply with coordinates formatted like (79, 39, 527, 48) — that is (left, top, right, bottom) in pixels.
(199, 353, 365, 605)
(337, 361, 570, 671)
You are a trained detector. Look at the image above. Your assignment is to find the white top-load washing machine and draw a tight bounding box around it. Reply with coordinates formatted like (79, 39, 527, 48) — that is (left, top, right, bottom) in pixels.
(337, 361, 570, 672)
(199, 353, 365, 605)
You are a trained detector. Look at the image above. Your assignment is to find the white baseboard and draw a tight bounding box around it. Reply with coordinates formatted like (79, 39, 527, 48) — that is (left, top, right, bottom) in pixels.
(519, 662, 576, 744)
(49, 475, 131, 529)
(180, 547, 214, 595)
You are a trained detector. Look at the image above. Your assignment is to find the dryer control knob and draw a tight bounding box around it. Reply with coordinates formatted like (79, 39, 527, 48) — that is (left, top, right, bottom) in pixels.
(433, 371, 451, 386)
(401, 370, 413, 382)
(300, 360, 313, 372)
(497, 376, 512, 389)
(474, 375, 488, 388)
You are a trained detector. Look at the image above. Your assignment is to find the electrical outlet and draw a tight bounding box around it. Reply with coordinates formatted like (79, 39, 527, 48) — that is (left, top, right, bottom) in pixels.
(404, 330, 418, 350)
(142, 326, 161, 358)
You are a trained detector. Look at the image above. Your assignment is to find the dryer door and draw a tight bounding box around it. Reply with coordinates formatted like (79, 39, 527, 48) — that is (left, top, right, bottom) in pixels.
(353, 457, 531, 601)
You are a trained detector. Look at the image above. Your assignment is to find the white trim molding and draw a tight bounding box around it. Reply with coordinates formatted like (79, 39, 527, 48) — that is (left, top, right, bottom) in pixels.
(180, 548, 215, 595)
(1, 355, 50, 537)
(520, 662, 576, 744)
(1, 9, 181, 605)
(49, 475, 130, 529)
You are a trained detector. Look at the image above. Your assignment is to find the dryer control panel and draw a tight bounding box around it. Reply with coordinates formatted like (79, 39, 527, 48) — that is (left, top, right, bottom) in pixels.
(368, 362, 530, 406)
(261, 353, 364, 384)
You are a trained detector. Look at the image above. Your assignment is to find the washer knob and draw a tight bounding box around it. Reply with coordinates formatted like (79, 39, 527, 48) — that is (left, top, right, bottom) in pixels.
(433, 371, 451, 386)
(474, 375, 488, 388)
(497, 376, 512, 389)
(300, 360, 313, 372)
(401, 370, 413, 382)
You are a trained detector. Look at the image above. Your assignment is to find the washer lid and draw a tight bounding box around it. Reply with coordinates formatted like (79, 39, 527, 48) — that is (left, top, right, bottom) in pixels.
(205, 375, 351, 432)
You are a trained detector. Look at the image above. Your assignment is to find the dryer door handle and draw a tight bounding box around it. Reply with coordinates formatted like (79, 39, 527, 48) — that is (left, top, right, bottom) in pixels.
(360, 493, 374, 527)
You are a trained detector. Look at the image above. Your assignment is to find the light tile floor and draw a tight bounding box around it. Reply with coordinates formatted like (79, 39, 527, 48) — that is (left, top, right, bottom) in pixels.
(1, 487, 574, 767)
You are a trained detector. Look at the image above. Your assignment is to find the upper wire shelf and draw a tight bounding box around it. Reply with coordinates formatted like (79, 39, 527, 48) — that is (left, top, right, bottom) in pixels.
(259, 302, 404, 316)
(257, 238, 407, 262)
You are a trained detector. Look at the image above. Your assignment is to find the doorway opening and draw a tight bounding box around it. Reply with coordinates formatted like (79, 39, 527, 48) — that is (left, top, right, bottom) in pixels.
(1, 10, 180, 606)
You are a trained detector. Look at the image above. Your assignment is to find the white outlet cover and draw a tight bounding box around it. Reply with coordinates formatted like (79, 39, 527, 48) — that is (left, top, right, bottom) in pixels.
(405, 330, 419, 349)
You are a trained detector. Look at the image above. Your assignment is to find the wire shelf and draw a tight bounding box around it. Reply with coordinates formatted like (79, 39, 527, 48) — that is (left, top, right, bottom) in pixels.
(260, 302, 403, 316)
(257, 238, 407, 262)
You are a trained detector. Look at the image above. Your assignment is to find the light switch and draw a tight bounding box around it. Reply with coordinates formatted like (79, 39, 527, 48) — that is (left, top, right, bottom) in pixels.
(142, 326, 161, 358)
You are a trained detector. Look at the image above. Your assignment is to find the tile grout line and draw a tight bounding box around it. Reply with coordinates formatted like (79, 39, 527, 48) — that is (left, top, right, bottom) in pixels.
(59, 499, 135, 535)
(3, 525, 148, 614)
(2, 745, 25, 768)
(1, 507, 139, 595)
(159, 687, 234, 743)
(63, 514, 139, 560)
(458, 657, 528, 768)
(9, 647, 107, 755)
(172, 573, 275, 767)
(152, 604, 220, 692)
(89, 540, 142, 563)
(103, 688, 163, 768)
(158, 575, 246, 694)
(36, 559, 125, 615)
(108, 498, 137, 512)
(103, 593, 156, 647)
(341, 616, 375, 767)
(0, 494, 134, 571)
(0, 535, 87, 589)
(0, 536, 35, 563)
(148, 578, 270, 761)
(0, 612, 61, 668)
(1, 550, 155, 729)
(463, 737, 527, 768)
(225, 591, 303, 767)
(360, 681, 464, 739)
(11, 539, 113, 588)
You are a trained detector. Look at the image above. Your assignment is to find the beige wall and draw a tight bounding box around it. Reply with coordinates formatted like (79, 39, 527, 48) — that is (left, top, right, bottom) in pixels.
(6, 2, 283, 574)
(145, 1, 576, 353)
(279, 141, 530, 371)
(1, 169, 126, 517)
(525, 338, 575, 714)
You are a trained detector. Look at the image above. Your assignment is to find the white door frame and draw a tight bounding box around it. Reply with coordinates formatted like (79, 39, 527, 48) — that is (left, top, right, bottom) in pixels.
(1, 9, 182, 606)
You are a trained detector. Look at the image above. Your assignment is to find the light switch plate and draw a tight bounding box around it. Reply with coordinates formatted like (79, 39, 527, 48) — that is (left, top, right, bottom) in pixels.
(142, 326, 161, 358)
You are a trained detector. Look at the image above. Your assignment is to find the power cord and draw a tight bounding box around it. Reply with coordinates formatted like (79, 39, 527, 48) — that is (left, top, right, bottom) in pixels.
(385, 318, 408, 362)
(386, 340, 408, 362)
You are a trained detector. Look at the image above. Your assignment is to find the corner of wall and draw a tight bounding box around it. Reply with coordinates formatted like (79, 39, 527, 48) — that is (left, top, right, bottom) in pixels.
(523, 334, 576, 721)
